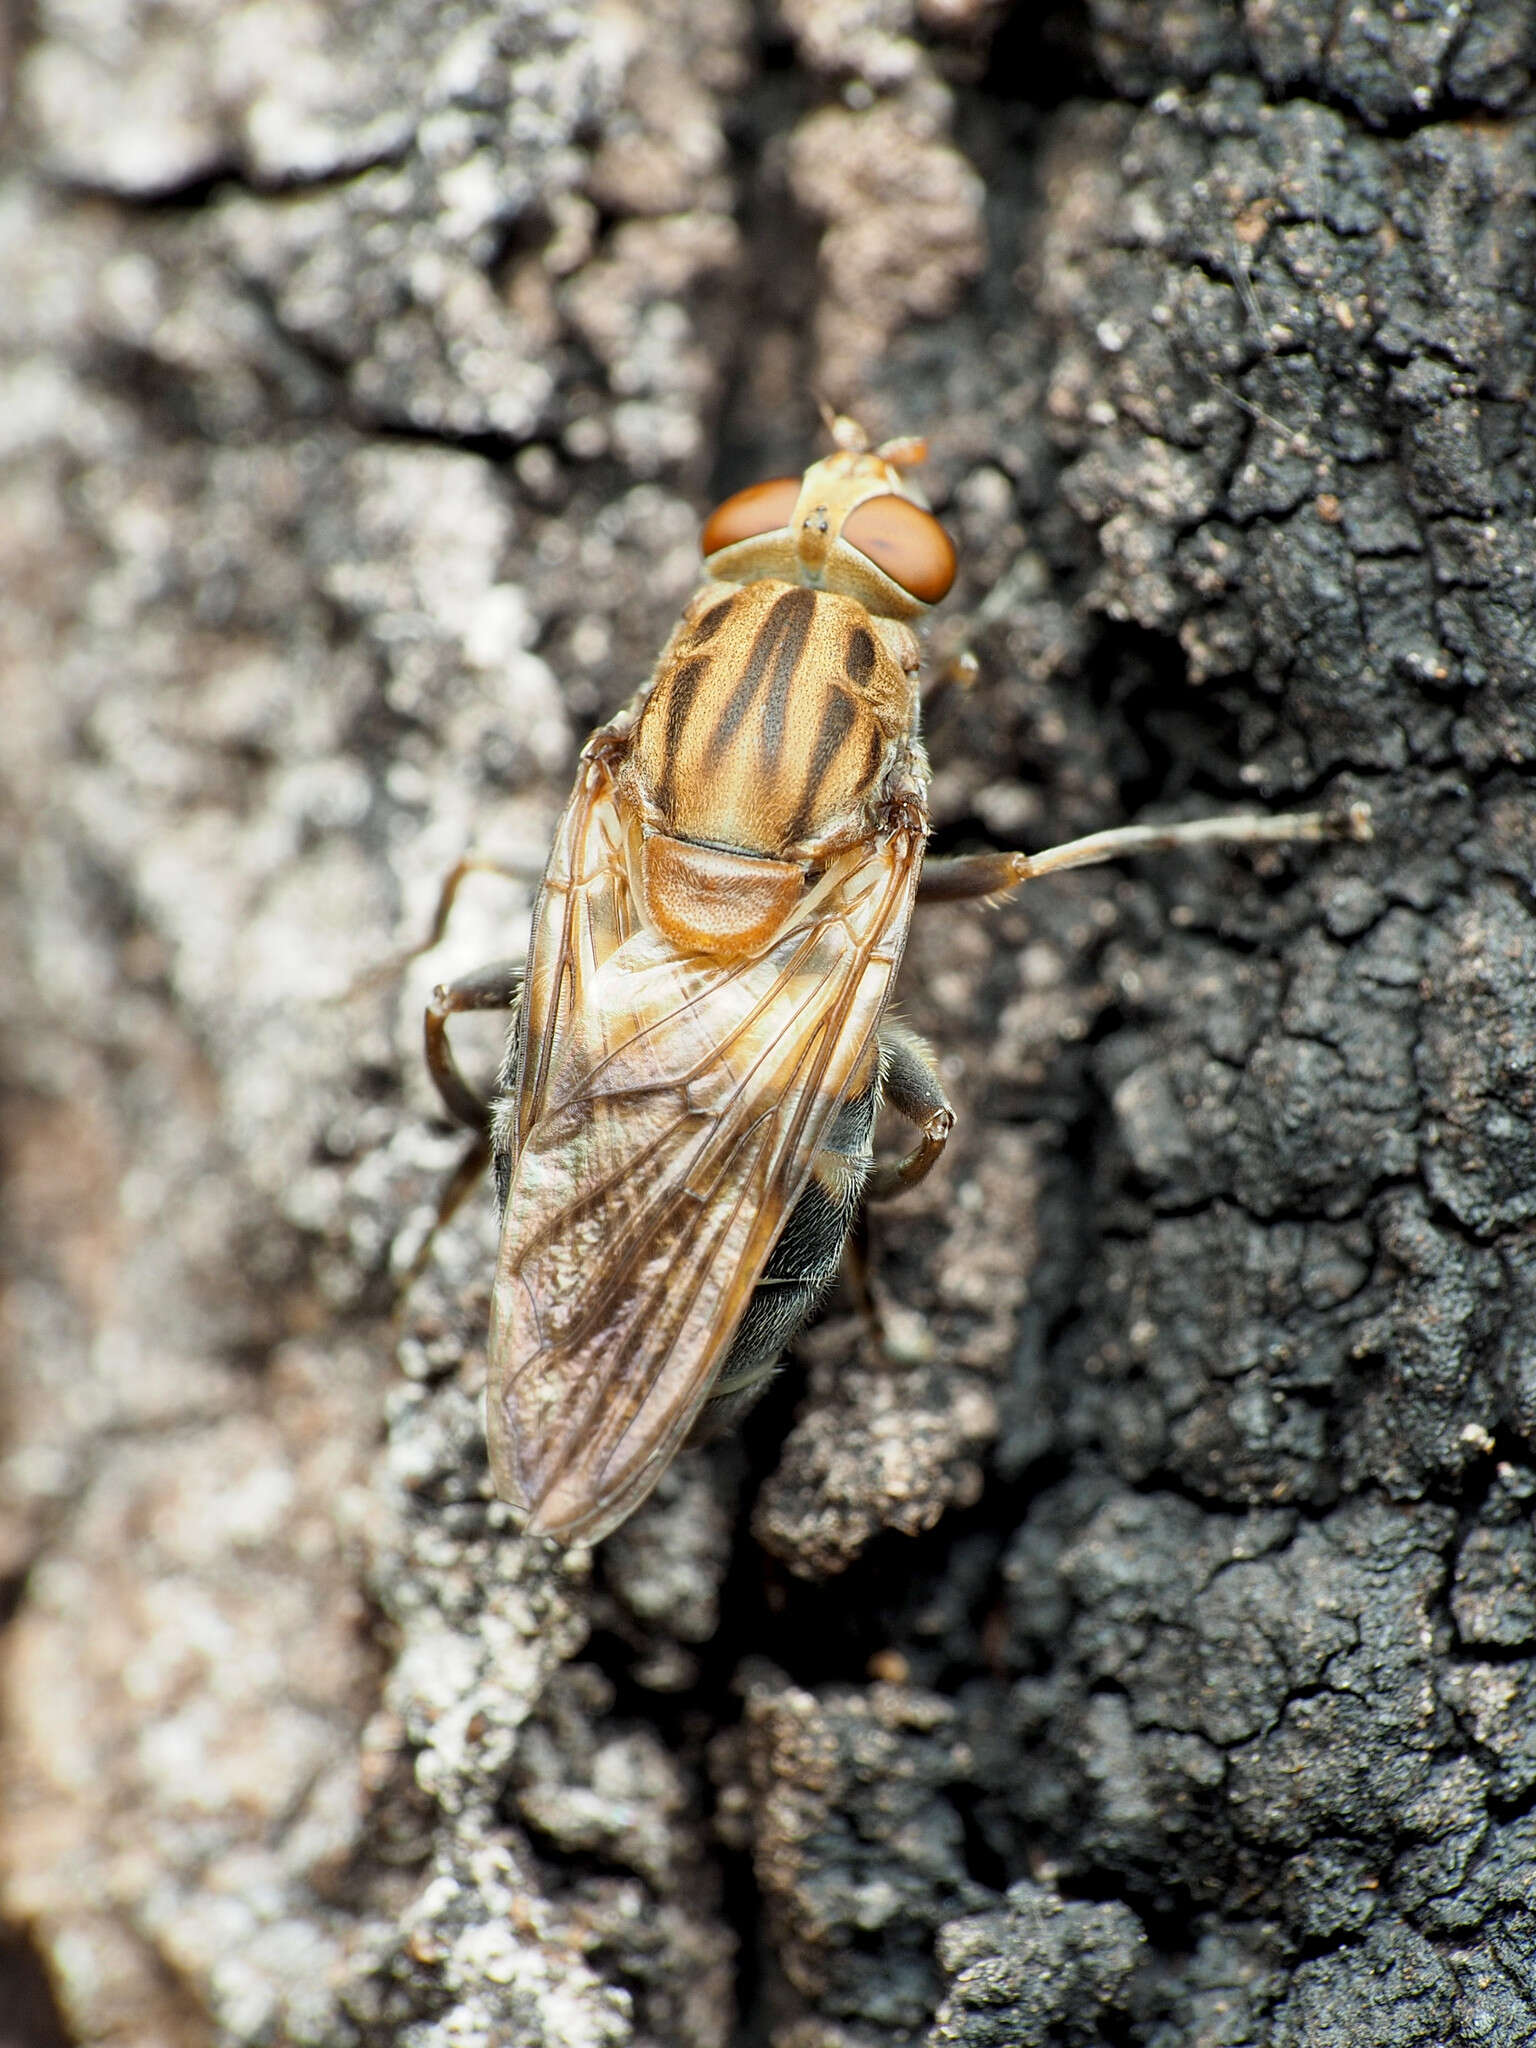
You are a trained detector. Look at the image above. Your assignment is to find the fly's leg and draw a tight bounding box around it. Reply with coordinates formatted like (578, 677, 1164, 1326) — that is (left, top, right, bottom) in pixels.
(338, 852, 539, 1002)
(411, 854, 538, 964)
(847, 1025, 956, 1365)
(402, 962, 522, 1285)
(840, 1207, 878, 1327)
(916, 801, 1371, 903)
(866, 1024, 954, 1200)
(425, 961, 523, 1132)
(331, 843, 532, 1276)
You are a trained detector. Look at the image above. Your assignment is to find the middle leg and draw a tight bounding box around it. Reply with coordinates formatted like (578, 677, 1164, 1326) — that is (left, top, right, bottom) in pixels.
(425, 961, 523, 1133)
(402, 961, 522, 1286)
(917, 801, 1372, 904)
(866, 1024, 954, 1201)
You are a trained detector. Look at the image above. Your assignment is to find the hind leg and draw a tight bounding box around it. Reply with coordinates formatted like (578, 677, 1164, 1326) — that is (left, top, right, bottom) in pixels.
(840, 1025, 955, 1364)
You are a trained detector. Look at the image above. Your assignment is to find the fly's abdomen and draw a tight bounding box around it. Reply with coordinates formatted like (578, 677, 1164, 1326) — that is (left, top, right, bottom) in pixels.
(691, 1075, 878, 1437)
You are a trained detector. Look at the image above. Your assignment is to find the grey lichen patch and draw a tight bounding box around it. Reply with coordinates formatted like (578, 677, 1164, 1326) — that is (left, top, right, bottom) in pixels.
(2, 1, 749, 2036)
(600, 1453, 735, 1656)
(1, 1344, 383, 2046)
(341, 1364, 737, 2045)
(724, 1673, 993, 2036)
(210, 1, 745, 457)
(754, 1351, 997, 1580)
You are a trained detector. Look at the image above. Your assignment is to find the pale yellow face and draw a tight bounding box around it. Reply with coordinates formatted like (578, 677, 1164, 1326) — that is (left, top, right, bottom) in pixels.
(626, 578, 915, 864)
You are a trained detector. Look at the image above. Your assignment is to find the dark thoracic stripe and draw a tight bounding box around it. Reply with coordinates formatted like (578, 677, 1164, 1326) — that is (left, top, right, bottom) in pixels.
(845, 625, 876, 686)
(705, 585, 816, 770)
(784, 687, 857, 845)
(686, 602, 730, 646)
(654, 655, 707, 821)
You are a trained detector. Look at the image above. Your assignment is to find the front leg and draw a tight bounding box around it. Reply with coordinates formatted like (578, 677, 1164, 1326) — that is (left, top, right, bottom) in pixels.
(337, 853, 539, 1003)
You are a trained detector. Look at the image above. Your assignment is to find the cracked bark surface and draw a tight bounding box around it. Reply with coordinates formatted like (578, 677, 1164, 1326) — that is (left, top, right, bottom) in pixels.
(3, 1, 1536, 2043)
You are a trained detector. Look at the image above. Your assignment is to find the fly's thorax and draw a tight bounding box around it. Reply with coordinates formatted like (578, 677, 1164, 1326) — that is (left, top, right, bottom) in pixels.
(622, 579, 918, 865)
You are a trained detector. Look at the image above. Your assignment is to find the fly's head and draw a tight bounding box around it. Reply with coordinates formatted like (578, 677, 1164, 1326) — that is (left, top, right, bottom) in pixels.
(699, 414, 957, 625)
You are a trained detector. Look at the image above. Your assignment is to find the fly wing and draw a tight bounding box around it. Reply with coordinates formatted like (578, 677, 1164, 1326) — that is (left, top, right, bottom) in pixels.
(488, 776, 921, 1544)
(509, 742, 638, 1154)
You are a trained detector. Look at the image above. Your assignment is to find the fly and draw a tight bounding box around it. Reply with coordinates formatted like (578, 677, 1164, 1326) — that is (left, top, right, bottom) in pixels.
(418, 416, 1370, 1544)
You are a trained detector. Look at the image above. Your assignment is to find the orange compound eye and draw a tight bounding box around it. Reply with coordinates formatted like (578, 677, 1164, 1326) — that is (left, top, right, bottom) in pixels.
(700, 477, 802, 557)
(841, 495, 956, 604)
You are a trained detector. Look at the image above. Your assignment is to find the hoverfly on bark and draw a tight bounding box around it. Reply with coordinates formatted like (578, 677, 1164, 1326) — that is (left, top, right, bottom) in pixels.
(420, 416, 1369, 1546)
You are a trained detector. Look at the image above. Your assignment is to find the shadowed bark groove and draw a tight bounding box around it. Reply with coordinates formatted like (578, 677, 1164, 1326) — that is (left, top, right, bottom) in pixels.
(3, 1, 1535, 2043)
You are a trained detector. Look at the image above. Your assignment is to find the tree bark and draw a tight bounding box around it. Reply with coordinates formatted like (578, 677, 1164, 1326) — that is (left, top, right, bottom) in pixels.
(3, 2, 1535, 2044)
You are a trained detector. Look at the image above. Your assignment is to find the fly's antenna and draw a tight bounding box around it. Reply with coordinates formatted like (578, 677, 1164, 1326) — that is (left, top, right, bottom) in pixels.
(815, 398, 928, 468)
(817, 397, 870, 453)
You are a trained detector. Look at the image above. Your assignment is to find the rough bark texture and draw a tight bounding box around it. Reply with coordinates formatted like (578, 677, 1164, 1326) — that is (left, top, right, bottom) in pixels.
(3, 1, 1536, 2044)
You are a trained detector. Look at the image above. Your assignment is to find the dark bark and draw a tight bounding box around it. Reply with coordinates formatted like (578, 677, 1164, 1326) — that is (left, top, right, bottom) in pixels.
(3, 2, 1536, 2044)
